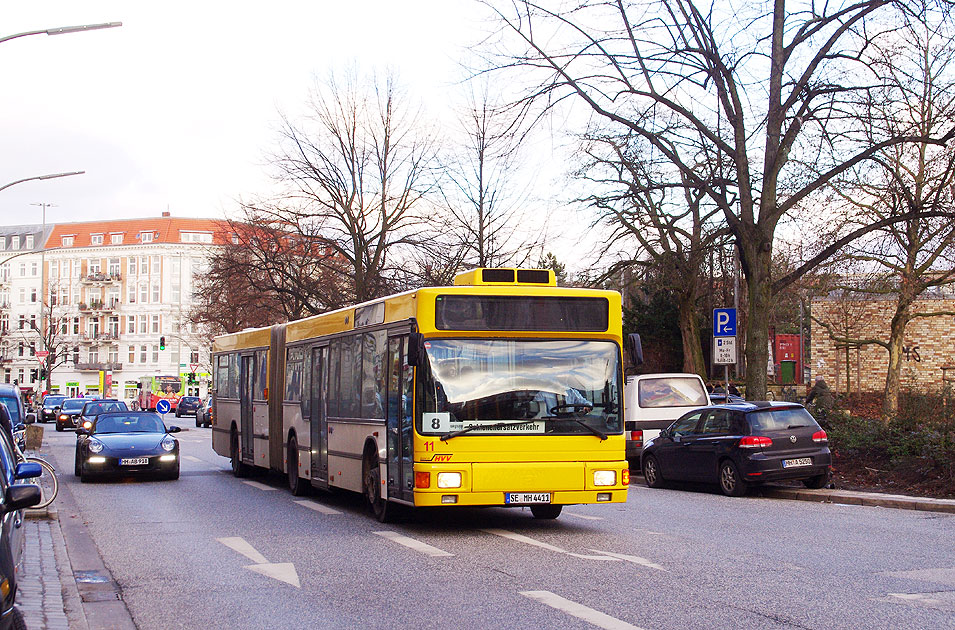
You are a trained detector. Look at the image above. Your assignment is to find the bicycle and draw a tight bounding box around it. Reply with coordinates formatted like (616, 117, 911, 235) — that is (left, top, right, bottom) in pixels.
(23, 456, 57, 509)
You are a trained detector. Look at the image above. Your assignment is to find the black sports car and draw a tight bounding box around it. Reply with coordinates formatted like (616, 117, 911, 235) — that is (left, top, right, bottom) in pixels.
(74, 412, 181, 482)
(56, 398, 90, 432)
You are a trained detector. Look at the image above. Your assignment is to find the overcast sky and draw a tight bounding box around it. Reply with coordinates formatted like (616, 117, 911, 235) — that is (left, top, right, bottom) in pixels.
(0, 1, 490, 228)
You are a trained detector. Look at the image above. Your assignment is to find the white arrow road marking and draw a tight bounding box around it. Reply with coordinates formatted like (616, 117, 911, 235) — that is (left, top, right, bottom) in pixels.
(241, 480, 275, 491)
(245, 563, 301, 587)
(217, 537, 268, 564)
(588, 550, 666, 571)
(480, 529, 619, 561)
(217, 537, 301, 588)
(374, 531, 453, 557)
(183, 456, 202, 463)
(521, 591, 647, 630)
(293, 500, 342, 515)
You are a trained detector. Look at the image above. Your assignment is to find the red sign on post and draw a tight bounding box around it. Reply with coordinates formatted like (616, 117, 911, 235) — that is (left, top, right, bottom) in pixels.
(36, 351, 49, 358)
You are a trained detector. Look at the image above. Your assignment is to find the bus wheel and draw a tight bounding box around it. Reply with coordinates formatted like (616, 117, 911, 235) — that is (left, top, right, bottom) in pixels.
(363, 457, 392, 523)
(530, 504, 562, 519)
(230, 428, 249, 478)
(287, 436, 308, 496)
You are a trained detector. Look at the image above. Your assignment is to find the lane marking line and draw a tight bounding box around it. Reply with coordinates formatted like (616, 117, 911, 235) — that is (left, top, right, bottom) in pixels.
(241, 480, 276, 491)
(481, 529, 619, 561)
(183, 456, 203, 463)
(565, 512, 603, 521)
(521, 590, 647, 630)
(588, 550, 666, 571)
(374, 531, 453, 557)
(293, 500, 342, 515)
(217, 537, 268, 564)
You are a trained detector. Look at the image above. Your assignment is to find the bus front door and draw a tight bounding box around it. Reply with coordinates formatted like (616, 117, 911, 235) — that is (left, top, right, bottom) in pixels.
(309, 346, 329, 488)
(387, 336, 414, 502)
(240, 354, 254, 462)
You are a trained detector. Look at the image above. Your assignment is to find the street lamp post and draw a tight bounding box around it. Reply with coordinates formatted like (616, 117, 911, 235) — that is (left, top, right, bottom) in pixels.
(0, 22, 122, 45)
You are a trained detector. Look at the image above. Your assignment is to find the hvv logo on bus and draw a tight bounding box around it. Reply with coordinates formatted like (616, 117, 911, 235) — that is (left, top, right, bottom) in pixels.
(713, 308, 737, 337)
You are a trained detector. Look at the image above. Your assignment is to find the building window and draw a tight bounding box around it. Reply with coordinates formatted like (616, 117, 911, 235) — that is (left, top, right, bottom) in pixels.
(127, 315, 136, 335)
(25, 235, 34, 249)
(17, 315, 24, 330)
(139, 284, 148, 304)
(11, 236, 19, 250)
(108, 258, 120, 276)
(108, 316, 119, 337)
(61, 236, 74, 247)
(88, 347, 98, 364)
(73, 318, 80, 335)
(89, 259, 101, 274)
(140, 232, 154, 243)
(171, 284, 180, 302)
(151, 315, 160, 334)
(108, 347, 118, 364)
(127, 283, 135, 303)
(140, 345, 147, 363)
(128, 257, 137, 276)
(111, 233, 123, 245)
(129, 346, 136, 363)
(0, 239, 5, 251)
(29, 343, 35, 357)
(18, 264, 25, 278)
(91, 234, 104, 245)
(190, 349, 200, 364)
(18, 343, 23, 357)
(0, 314, 7, 333)
(152, 284, 160, 302)
(17, 369, 24, 384)
(150, 256, 161, 274)
(30, 262, 37, 276)
(139, 318, 147, 334)
(30, 288, 36, 303)
(152, 345, 159, 363)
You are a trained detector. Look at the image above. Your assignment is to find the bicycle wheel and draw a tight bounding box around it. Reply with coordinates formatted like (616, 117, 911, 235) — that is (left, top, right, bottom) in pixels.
(26, 457, 58, 509)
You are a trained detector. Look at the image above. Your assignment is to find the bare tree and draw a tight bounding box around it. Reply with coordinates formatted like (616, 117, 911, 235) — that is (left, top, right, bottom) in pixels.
(267, 68, 440, 303)
(480, 0, 955, 397)
(577, 131, 726, 377)
(828, 7, 955, 419)
(440, 81, 541, 269)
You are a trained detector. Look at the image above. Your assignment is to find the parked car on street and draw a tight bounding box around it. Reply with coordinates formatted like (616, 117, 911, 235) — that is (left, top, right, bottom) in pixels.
(0, 427, 42, 629)
(175, 396, 201, 418)
(197, 398, 213, 428)
(39, 395, 68, 423)
(76, 399, 129, 432)
(641, 401, 832, 497)
(74, 411, 181, 482)
(56, 398, 91, 432)
(623, 373, 711, 466)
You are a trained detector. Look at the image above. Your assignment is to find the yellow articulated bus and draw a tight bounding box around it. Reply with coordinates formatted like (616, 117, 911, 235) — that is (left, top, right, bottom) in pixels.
(210, 268, 629, 521)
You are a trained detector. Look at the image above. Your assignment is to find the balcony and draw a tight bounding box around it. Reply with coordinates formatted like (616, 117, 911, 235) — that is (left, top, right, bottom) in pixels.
(78, 301, 117, 314)
(78, 332, 120, 344)
(74, 362, 123, 372)
(81, 272, 122, 284)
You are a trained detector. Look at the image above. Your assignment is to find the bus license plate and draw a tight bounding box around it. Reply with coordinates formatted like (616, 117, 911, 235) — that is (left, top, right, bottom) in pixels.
(782, 457, 812, 468)
(120, 458, 149, 466)
(505, 492, 551, 504)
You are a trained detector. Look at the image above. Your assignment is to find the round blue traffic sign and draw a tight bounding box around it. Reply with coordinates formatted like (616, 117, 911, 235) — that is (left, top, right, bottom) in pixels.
(156, 399, 171, 414)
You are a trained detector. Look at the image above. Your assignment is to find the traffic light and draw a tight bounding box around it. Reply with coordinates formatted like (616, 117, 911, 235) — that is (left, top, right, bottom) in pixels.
(159, 336, 166, 350)
(39, 368, 46, 380)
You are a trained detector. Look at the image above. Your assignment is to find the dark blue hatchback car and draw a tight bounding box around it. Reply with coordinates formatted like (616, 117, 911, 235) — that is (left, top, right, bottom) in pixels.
(641, 401, 832, 496)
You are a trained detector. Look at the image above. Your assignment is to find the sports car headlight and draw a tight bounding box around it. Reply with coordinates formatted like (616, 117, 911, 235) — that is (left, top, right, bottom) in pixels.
(161, 436, 176, 452)
(88, 439, 104, 454)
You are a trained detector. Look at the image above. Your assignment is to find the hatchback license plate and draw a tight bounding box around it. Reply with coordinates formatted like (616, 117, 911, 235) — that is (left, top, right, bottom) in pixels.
(783, 457, 812, 468)
(505, 492, 551, 504)
(120, 458, 149, 466)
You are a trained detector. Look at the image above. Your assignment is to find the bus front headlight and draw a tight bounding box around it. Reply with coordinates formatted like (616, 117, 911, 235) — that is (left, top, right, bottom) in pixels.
(436, 472, 462, 489)
(593, 470, 616, 486)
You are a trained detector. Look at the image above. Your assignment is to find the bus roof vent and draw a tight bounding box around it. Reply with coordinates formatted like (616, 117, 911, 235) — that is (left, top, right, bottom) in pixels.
(453, 268, 556, 286)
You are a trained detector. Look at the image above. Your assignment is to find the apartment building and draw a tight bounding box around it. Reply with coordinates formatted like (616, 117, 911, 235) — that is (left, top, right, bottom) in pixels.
(0, 214, 229, 403)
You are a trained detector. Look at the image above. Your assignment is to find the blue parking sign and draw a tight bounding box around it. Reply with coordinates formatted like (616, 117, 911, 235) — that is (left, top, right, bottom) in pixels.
(713, 308, 737, 337)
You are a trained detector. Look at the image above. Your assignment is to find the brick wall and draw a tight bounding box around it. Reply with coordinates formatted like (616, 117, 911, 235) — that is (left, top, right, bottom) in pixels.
(811, 296, 955, 394)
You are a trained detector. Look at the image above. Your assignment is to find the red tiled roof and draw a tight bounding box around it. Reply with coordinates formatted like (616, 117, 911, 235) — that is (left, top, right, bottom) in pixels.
(44, 217, 232, 249)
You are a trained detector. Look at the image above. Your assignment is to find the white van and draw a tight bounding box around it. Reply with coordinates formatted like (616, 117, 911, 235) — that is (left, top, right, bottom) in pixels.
(623, 373, 710, 464)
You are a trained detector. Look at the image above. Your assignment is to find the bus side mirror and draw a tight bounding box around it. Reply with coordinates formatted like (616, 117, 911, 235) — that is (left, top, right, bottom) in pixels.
(627, 333, 644, 367)
(407, 333, 426, 367)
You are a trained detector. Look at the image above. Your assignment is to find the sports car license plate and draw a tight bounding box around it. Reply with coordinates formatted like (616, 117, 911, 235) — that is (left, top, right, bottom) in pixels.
(120, 458, 149, 466)
(505, 492, 551, 504)
(782, 457, 812, 468)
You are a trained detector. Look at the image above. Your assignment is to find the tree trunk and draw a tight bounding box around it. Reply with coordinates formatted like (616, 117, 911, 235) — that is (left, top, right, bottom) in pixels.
(743, 250, 774, 399)
(677, 292, 705, 378)
(882, 302, 911, 423)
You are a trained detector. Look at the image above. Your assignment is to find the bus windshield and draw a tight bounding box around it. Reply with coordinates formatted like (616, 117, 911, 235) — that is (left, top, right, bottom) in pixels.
(420, 339, 621, 436)
(155, 377, 181, 394)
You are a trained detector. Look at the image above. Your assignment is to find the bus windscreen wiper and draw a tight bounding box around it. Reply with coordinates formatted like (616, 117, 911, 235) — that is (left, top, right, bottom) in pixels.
(538, 415, 609, 441)
(440, 420, 540, 442)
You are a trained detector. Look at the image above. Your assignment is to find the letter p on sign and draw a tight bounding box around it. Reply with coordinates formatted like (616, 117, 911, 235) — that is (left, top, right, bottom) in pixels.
(713, 308, 737, 337)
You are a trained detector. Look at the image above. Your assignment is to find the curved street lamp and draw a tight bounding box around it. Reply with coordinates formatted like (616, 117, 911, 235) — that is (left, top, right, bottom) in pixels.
(0, 22, 122, 45)
(0, 170, 85, 194)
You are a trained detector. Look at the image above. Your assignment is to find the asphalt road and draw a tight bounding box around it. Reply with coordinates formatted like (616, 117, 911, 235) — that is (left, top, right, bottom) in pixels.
(42, 424, 955, 630)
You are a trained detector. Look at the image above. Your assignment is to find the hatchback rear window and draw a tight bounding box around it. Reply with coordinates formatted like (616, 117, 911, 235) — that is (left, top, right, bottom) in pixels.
(748, 408, 819, 432)
(637, 377, 708, 408)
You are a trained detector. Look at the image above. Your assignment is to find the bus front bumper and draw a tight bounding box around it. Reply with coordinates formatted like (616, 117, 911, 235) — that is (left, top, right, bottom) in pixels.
(413, 489, 628, 507)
